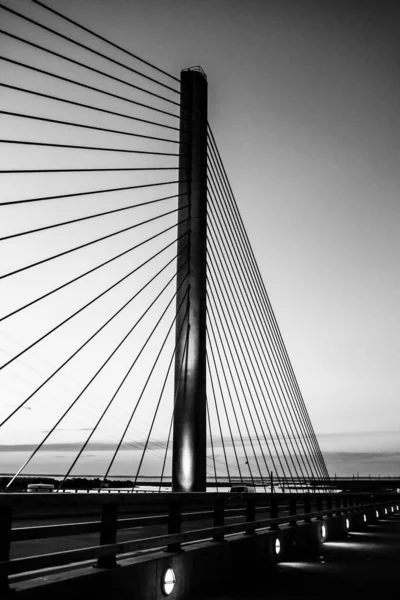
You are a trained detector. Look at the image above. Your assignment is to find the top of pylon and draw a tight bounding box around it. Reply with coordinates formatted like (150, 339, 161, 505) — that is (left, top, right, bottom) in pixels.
(182, 66, 207, 79)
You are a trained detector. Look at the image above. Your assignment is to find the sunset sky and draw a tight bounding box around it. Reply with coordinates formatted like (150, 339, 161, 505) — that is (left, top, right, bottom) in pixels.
(1, 0, 399, 478)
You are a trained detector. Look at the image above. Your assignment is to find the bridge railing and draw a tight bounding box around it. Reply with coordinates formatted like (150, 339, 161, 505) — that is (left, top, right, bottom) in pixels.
(1, 491, 398, 592)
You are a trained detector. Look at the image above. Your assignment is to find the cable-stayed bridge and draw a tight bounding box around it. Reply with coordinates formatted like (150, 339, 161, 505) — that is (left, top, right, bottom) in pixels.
(0, 0, 328, 493)
(1, 3, 399, 598)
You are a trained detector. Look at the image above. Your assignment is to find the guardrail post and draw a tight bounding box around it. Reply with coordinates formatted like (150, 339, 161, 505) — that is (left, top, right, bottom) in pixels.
(0, 506, 12, 593)
(245, 496, 256, 535)
(304, 495, 311, 523)
(289, 496, 297, 526)
(335, 495, 342, 515)
(213, 496, 225, 542)
(270, 496, 278, 529)
(96, 503, 118, 569)
(167, 499, 182, 552)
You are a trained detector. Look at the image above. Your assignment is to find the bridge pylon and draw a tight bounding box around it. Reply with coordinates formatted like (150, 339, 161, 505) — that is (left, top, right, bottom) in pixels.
(172, 68, 208, 492)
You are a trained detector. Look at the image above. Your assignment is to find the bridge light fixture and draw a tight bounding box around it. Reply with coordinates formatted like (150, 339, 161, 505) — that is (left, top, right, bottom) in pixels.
(161, 567, 176, 596)
(391, 506, 394, 512)
(345, 518, 350, 530)
(363, 514, 367, 523)
(321, 524, 326, 540)
(385, 508, 388, 515)
(375, 510, 379, 518)
(274, 537, 281, 556)
(397, 505, 399, 511)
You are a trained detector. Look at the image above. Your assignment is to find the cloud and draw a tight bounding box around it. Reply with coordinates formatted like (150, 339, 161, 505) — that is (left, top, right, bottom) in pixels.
(323, 451, 400, 476)
(0, 441, 164, 452)
(41, 428, 94, 433)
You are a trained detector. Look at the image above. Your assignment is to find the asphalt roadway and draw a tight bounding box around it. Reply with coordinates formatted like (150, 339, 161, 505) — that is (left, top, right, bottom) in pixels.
(201, 514, 400, 599)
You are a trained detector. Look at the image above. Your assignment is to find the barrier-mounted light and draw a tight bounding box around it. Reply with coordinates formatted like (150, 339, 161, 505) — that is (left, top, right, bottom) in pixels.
(363, 514, 367, 523)
(397, 505, 399, 511)
(391, 506, 394, 512)
(321, 524, 326, 540)
(375, 510, 379, 518)
(345, 518, 350, 529)
(385, 508, 388, 515)
(161, 568, 176, 596)
(275, 538, 281, 555)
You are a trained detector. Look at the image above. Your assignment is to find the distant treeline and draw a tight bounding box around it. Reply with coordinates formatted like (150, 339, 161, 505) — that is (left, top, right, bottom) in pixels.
(0, 476, 135, 492)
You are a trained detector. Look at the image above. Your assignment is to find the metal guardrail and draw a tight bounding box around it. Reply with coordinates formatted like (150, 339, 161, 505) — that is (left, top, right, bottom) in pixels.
(1, 492, 398, 592)
(10, 505, 263, 542)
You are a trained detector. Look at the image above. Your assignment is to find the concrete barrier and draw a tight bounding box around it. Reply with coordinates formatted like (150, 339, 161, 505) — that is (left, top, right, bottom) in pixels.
(323, 515, 348, 541)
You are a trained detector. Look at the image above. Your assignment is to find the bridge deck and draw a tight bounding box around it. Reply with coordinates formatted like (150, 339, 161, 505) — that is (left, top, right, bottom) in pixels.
(202, 514, 400, 599)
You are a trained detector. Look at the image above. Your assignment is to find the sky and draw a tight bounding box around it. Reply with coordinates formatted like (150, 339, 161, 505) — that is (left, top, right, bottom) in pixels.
(0, 0, 399, 478)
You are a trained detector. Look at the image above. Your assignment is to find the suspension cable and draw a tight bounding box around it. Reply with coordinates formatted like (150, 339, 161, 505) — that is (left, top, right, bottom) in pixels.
(132, 303, 189, 490)
(59, 282, 189, 490)
(1, 193, 183, 241)
(1, 205, 187, 280)
(207, 183, 308, 485)
(0, 245, 188, 428)
(0, 83, 180, 131)
(207, 135, 329, 482)
(158, 323, 190, 492)
(207, 129, 328, 481)
(0, 22, 180, 105)
(207, 164, 324, 483)
(206, 326, 245, 484)
(206, 398, 218, 492)
(0, 57, 180, 120)
(206, 351, 233, 484)
(1, 219, 187, 323)
(1, 180, 184, 207)
(206, 276, 277, 488)
(206, 298, 265, 489)
(207, 209, 311, 488)
(7, 266, 189, 489)
(31, 0, 180, 84)
(1, 234, 185, 371)
(1, 167, 178, 174)
(0, 111, 181, 144)
(207, 128, 329, 482)
(100, 282, 189, 487)
(0, 137, 182, 157)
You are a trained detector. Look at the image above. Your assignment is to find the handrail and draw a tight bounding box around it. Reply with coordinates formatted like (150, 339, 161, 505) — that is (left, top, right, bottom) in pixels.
(1, 505, 373, 576)
(1, 493, 398, 589)
(11, 504, 270, 542)
(0, 489, 379, 508)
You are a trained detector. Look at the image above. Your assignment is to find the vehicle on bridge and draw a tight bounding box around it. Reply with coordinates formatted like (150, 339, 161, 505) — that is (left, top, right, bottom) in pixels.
(229, 485, 255, 493)
(26, 483, 55, 493)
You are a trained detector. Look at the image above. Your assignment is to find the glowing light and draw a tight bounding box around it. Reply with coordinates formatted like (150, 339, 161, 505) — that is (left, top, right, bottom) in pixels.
(321, 524, 326, 539)
(363, 514, 367, 523)
(181, 433, 194, 491)
(275, 538, 281, 555)
(345, 518, 350, 529)
(391, 506, 394, 512)
(376, 510, 379, 518)
(397, 505, 399, 511)
(385, 508, 388, 515)
(162, 568, 176, 596)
